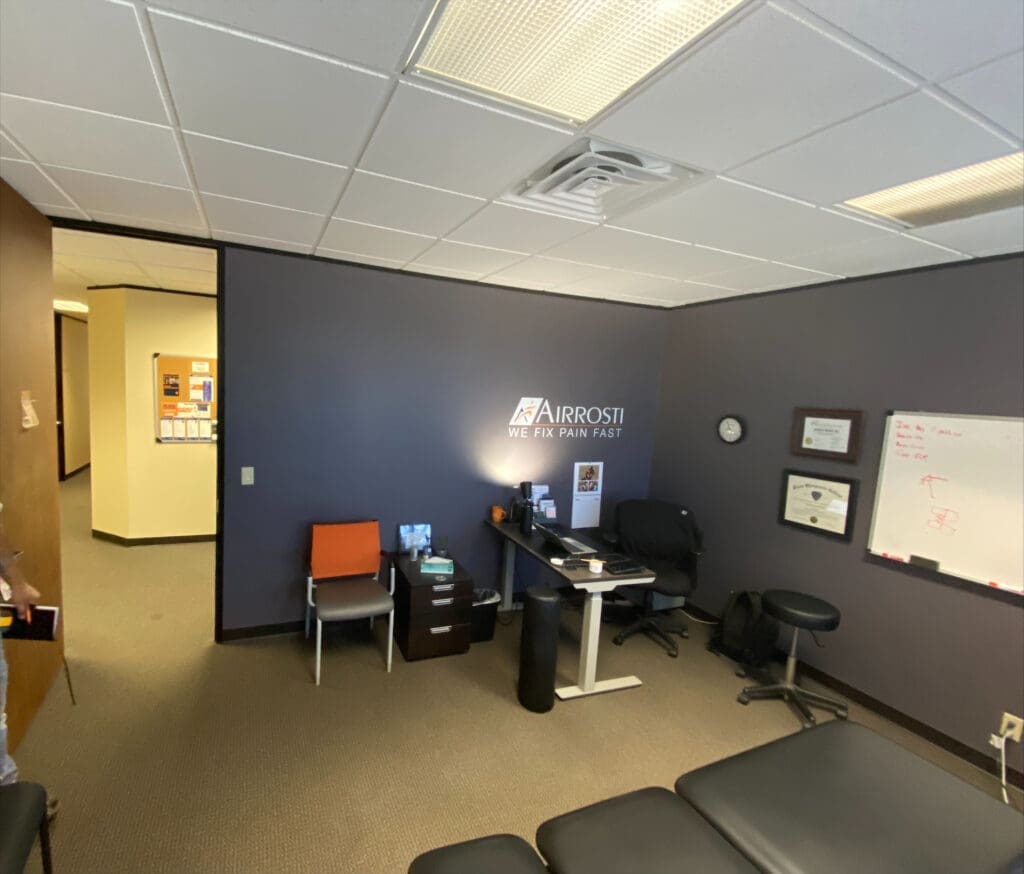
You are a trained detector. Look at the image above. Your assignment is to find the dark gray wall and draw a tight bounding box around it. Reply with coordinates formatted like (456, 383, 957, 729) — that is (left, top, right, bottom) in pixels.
(649, 255, 1024, 767)
(221, 248, 666, 630)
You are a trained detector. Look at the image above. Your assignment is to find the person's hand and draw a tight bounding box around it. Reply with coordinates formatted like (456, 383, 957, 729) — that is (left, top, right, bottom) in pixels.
(9, 580, 40, 619)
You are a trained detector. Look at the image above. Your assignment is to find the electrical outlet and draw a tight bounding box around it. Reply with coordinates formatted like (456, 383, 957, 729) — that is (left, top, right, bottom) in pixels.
(1000, 712, 1023, 743)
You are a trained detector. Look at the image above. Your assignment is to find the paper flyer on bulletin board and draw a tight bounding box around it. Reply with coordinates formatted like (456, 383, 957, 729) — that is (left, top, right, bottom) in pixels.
(154, 353, 217, 443)
(571, 462, 603, 528)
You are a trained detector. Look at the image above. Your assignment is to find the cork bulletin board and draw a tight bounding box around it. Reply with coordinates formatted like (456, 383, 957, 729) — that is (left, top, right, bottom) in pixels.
(154, 353, 217, 442)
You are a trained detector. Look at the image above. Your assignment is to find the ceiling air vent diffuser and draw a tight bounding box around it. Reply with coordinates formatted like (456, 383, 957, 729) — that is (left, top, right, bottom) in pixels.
(501, 138, 701, 222)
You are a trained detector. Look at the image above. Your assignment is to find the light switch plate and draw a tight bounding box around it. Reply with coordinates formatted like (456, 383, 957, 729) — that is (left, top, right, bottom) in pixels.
(241, 466, 254, 486)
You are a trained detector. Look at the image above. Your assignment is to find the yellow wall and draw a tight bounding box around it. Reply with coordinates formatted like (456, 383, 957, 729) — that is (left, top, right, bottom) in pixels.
(87, 289, 129, 535)
(60, 314, 90, 474)
(88, 287, 217, 539)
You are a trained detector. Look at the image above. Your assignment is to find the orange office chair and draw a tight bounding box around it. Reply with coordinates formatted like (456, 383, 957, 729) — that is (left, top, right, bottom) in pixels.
(304, 520, 394, 685)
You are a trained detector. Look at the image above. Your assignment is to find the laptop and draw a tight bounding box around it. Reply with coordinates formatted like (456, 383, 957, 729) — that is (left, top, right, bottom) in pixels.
(534, 521, 597, 556)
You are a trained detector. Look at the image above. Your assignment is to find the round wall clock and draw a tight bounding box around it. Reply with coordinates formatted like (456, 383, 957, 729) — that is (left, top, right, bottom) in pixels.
(717, 415, 745, 444)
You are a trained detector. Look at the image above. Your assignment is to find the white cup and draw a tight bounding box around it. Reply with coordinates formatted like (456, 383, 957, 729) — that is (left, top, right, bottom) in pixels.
(588, 559, 604, 574)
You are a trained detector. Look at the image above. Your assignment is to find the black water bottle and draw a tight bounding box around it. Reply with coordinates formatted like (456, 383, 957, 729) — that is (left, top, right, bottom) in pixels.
(519, 500, 534, 536)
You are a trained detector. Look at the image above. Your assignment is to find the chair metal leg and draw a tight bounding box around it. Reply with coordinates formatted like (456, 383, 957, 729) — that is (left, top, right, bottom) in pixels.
(386, 610, 394, 673)
(304, 604, 310, 639)
(736, 626, 848, 728)
(643, 625, 679, 658)
(39, 807, 53, 874)
(315, 618, 322, 686)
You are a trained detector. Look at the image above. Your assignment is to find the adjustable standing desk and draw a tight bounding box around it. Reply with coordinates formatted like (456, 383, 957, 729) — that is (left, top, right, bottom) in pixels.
(487, 521, 655, 700)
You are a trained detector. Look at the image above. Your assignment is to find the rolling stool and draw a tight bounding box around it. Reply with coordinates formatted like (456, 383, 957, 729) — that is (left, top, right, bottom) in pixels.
(737, 589, 848, 729)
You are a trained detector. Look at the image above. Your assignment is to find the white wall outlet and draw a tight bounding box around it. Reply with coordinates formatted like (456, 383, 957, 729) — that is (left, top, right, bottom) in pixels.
(1000, 712, 1023, 743)
(241, 466, 255, 486)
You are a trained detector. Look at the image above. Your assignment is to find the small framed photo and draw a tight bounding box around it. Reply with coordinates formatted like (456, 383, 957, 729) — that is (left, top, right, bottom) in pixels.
(791, 408, 863, 463)
(779, 469, 857, 541)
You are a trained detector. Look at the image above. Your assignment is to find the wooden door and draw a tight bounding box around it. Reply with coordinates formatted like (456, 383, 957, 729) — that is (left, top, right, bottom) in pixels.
(0, 179, 64, 749)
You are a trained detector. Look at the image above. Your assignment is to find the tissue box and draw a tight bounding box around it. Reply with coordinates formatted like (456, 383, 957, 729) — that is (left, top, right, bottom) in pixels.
(420, 557, 454, 574)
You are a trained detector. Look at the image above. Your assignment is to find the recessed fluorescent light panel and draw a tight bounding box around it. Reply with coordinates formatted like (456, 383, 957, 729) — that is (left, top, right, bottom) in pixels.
(843, 152, 1024, 228)
(408, 0, 747, 123)
(53, 300, 89, 313)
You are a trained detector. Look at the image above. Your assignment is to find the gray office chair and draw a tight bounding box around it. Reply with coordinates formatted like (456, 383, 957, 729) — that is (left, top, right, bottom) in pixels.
(607, 499, 702, 658)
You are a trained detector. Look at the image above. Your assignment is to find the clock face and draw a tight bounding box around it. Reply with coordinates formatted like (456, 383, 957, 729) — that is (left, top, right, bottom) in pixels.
(718, 416, 744, 444)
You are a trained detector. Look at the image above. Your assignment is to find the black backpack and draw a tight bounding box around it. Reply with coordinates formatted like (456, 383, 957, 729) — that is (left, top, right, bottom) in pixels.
(708, 591, 779, 668)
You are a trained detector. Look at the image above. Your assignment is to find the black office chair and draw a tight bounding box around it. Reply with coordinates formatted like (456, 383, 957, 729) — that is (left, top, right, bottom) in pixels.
(607, 499, 702, 658)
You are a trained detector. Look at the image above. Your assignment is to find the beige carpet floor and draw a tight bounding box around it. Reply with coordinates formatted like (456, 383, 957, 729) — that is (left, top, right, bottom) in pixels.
(13, 472, 1020, 873)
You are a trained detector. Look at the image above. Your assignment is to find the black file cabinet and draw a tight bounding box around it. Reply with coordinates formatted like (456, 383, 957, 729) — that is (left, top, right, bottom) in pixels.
(392, 555, 473, 661)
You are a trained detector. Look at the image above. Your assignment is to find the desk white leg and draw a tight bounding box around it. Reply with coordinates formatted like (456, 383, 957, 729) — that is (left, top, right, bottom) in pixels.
(578, 590, 601, 692)
(556, 589, 642, 701)
(500, 539, 516, 612)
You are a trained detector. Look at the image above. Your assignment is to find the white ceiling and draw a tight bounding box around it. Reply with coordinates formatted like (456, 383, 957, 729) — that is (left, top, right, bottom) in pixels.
(52, 228, 218, 304)
(1, 0, 1021, 308)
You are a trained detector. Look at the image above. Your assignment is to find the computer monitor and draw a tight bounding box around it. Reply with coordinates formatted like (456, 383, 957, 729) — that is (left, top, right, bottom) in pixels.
(398, 523, 431, 553)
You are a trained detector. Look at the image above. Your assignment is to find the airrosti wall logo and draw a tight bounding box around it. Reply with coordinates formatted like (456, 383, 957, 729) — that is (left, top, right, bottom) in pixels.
(509, 397, 624, 439)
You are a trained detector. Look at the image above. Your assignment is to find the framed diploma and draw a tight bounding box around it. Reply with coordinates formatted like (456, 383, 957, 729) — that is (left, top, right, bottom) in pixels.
(791, 407, 863, 463)
(779, 469, 857, 541)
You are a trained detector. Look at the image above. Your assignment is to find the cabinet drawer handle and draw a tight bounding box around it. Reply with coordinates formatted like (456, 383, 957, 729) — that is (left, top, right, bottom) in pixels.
(432, 583, 455, 592)
(431, 598, 454, 607)
(429, 625, 452, 635)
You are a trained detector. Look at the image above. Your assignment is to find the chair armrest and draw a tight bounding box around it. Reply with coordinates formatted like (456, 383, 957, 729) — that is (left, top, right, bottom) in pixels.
(306, 572, 315, 608)
(601, 530, 619, 546)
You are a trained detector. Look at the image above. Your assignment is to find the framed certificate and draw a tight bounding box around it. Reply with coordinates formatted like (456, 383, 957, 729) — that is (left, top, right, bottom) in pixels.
(791, 408, 863, 463)
(779, 469, 857, 541)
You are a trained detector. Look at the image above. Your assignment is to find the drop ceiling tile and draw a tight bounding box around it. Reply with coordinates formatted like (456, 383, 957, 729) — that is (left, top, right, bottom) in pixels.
(593, 225, 767, 276)
(409, 240, 526, 277)
(0, 96, 187, 186)
(153, 0, 431, 73)
(360, 83, 572, 197)
(185, 133, 349, 214)
(89, 212, 211, 239)
(483, 273, 548, 292)
(614, 179, 893, 258)
(1, 158, 73, 206)
(53, 229, 131, 260)
(143, 265, 217, 294)
(316, 247, 406, 269)
(907, 206, 1024, 256)
(941, 51, 1024, 139)
(54, 262, 87, 286)
(675, 281, 744, 305)
(783, 233, 964, 276)
(447, 203, 594, 253)
(554, 269, 685, 299)
(119, 237, 217, 272)
(152, 11, 391, 163)
(335, 171, 484, 237)
(795, 0, 1024, 81)
(55, 254, 152, 286)
(731, 92, 1015, 205)
(33, 203, 85, 220)
(47, 168, 204, 228)
(319, 218, 434, 262)
(695, 260, 836, 292)
(482, 256, 609, 290)
(404, 264, 481, 282)
(213, 230, 312, 254)
(0, 132, 24, 159)
(0, 0, 166, 123)
(203, 193, 323, 245)
(593, 4, 912, 172)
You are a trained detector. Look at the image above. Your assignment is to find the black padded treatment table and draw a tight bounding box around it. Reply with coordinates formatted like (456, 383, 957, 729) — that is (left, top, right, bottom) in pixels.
(675, 720, 1024, 874)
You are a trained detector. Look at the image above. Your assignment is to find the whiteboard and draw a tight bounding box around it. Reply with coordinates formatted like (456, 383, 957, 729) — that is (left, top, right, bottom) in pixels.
(868, 413, 1023, 594)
